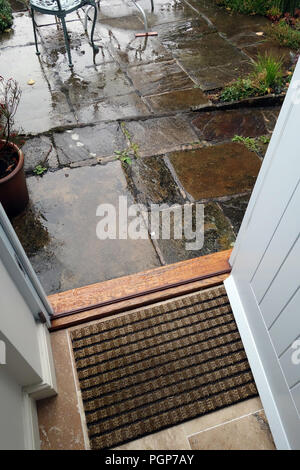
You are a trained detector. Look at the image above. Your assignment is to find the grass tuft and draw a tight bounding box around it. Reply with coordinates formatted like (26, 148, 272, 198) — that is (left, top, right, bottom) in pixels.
(220, 53, 285, 102)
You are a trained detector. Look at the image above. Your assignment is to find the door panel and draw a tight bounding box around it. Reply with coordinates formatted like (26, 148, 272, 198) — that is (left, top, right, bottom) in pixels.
(225, 58, 300, 450)
(234, 103, 300, 283)
(258, 236, 300, 328)
(291, 383, 300, 417)
(270, 288, 300, 356)
(251, 180, 300, 303)
(279, 343, 300, 389)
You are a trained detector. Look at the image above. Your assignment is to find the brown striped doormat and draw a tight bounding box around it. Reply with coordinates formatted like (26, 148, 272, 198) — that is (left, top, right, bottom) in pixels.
(71, 285, 257, 450)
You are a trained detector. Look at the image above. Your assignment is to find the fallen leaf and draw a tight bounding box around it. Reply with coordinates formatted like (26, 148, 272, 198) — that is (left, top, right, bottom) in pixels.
(27, 79, 35, 85)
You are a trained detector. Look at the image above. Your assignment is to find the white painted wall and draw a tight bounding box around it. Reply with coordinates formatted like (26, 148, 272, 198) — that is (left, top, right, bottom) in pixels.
(0, 257, 45, 449)
(0, 204, 56, 450)
(0, 367, 25, 450)
(0, 258, 43, 385)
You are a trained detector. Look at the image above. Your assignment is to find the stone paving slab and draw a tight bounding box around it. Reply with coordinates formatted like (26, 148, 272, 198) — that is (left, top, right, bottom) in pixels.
(1, 12, 36, 48)
(75, 92, 151, 123)
(127, 60, 195, 96)
(169, 31, 250, 70)
(186, 0, 270, 47)
(145, 0, 201, 26)
(124, 116, 199, 157)
(22, 136, 59, 173)
(168, 143, 261, 200)
(155, 201, 235, 264)
(145, 88, 209, 113)
(53, 123, 125, 164)
(190, 60, 253, 91)
(156, 17, 214, 44)
(191, 108, 268, 142)
(62, 62, 134, 106)
(156, 24, 254, 90)
(109, 36, 173, 67)
(219, 194, 251, 236)
(37, 14, 86, 50)
(41, 41, 113, 71)
(98, 0, 137, 19)
(1, 45, 76, 134)
(242, 41, 295, 69)
(13, 163, 160, 294)
(122, 155, 186, 207)
(99, 14, 145, 31)
(261, 107, 281, 133)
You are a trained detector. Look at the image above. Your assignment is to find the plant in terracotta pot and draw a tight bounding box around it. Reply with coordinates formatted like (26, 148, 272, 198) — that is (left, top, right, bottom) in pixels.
(0, 76, 29, 217)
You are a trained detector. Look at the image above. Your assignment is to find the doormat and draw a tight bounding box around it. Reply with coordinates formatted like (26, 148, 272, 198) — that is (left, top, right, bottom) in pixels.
(71, 285, 257, 449)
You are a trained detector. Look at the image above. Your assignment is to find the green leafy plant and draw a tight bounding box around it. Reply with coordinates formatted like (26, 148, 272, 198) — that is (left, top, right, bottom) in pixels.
(268, 19, 300, 49)
(232, 135, 260, 152)
(217, 0, 299, 16)
(232, 134, 272, 151)
(217, 0, 274, 16)
(259, 135, 271, 144)
(114, 150, 132, 166)
(0, 0, 13, 33)
(120, 122, 131, 141)
(33, 164, 47, 176)
(130, 142, 140, 158)
(267, 5, 283, 19)
(220, 77, 257, 101)
(120, 122, 140, 158)
(273, 0, 298, 15)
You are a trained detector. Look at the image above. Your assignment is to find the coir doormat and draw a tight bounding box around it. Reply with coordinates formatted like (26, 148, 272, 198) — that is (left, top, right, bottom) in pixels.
(71, 285, 257, 449)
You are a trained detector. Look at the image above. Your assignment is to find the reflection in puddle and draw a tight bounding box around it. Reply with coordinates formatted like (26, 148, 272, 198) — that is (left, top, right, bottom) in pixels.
(12, 204, 50, 256)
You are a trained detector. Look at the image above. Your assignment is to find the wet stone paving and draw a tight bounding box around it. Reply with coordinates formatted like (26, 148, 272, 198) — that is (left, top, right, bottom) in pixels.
(1, 0, 287, 293)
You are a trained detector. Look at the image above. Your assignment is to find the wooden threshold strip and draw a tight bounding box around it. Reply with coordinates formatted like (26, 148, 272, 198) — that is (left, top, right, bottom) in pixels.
(49, 249, 232, 331)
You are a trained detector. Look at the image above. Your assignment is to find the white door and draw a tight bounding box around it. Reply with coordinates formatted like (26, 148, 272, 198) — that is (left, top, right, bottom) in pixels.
(0, 204, 56, 449)
(225, 58, 300, 450)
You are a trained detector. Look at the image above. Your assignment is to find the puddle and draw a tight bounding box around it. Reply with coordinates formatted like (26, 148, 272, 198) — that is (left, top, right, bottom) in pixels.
(19, 163, 160, 294)
(12, 205, 50, 256)
(192, 108, 268, 142)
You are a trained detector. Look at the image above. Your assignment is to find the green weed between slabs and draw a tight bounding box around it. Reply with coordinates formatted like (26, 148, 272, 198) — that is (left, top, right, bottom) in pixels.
(114, 150, 132, 166)
(117, 122, 140, 164)
(33, 165, 48, 176)
(232, 135, 271, 151)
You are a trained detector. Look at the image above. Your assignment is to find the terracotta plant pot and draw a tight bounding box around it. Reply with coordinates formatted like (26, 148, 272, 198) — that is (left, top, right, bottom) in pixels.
(0, 140, 29, 217)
